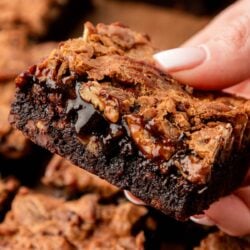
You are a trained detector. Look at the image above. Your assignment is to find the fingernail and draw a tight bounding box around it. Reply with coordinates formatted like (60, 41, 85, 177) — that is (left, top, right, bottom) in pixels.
(124, 190, 146, 206)
(190, 214, 215, 226)
(153, 46, 207, 73)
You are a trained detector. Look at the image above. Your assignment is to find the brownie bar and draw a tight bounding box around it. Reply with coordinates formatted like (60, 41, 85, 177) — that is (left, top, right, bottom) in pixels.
(0, 189, 147, 249)
(10, 22, 250, 220)
(42, 154, 119, 198)
(195, 231, 250, 250)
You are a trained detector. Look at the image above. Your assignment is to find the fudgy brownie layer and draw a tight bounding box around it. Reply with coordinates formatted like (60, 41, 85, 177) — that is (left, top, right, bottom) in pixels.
(10, 22, 250, 220)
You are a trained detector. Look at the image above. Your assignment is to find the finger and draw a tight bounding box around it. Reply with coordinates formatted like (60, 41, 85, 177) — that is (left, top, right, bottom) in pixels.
(242, 169, 250, 187)
(204, 191, 250, 236)
(223, 79, 250, 99)
(154, 1, 250, 90)
(124, 190, 146, 206)
(183, 0, 249, 47)
(190, 214, 216, 227)
(234, 186, 250, 208)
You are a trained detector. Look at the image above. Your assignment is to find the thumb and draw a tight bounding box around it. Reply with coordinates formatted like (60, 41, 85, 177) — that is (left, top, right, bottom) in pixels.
(154, 2, 250, 90)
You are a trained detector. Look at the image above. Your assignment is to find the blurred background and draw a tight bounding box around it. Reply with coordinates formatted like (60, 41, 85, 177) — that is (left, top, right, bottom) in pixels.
(1, 1, 247, 250)
(73, 0, 234, 49)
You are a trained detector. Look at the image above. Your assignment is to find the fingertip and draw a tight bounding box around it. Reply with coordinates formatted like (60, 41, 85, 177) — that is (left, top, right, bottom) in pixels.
(205, 195, 250, 236)
(153, 46, 234, 90)
(124, 190, 146, 206)
(153, 47, 206, 74)
(190, 214, 216, 226)
(153, 46, 218, 90)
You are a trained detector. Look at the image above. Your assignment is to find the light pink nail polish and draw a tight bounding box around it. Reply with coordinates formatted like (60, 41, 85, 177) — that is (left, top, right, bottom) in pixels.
(190, 214, 215, 226)
(124, 190, 146, 206)
(153, 47, 207, 73)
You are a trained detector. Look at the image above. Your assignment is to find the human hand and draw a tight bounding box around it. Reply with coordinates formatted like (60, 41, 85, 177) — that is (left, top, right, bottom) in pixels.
(125, 172, 250, 236)
(154, 0, 250, 236)
(154, 0, 250, 96)
(126, 0, 250, 237)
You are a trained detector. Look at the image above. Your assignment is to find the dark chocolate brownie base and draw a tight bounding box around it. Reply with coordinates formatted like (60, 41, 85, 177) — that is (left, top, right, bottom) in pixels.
(10, 22, 250, 220)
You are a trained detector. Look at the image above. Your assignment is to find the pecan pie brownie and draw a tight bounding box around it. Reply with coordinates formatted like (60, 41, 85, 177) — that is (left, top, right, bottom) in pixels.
(10, 22, 250, 220)
(0, 189, 147, 249)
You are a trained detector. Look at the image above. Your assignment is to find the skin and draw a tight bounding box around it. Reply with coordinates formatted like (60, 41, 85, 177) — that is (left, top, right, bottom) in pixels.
(173, 0, 250, 91)
(127, 0, 250, 237)
(171, 0, 250, 237)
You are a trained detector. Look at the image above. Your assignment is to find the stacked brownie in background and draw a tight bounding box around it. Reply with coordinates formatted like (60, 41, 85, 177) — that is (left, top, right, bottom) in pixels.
(0, 1, 58, 215)
(0, 0, 249, 249)
(0, 0, 71, 37)
(0, 156, 153, 250)
(0, 30, 56, 160)
(0, 0, 92, 40)
(0, 8, 58, 184)
(42, 155, 120, 198)
(0, 0, 74, 162)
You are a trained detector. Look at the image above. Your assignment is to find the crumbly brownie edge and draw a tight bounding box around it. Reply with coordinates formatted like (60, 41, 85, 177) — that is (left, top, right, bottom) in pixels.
(9, 76, 249, 220)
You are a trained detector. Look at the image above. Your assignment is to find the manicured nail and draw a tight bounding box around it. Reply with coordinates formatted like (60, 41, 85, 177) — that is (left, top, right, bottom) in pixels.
(190, 214, 215, 226)
(153, 46, 207, 73)
(124, 190, 146, 206)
